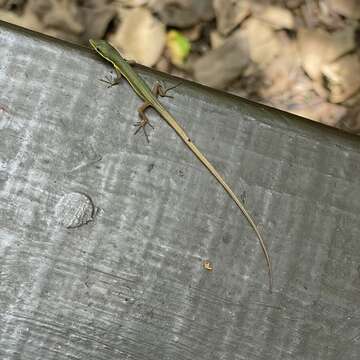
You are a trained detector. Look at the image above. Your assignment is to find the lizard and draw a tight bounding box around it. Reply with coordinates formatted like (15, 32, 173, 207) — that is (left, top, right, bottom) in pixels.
(89, 39, 273, 291)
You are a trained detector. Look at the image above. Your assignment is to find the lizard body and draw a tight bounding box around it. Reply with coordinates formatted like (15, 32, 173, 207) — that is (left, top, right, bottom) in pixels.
(89, 39, 273, 291)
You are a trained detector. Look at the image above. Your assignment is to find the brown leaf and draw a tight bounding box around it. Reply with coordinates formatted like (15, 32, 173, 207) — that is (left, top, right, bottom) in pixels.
(108, 7, 165, 67)
(193, 30, 250, 88)
(326, 0, 360, 19)
(0, 5, 43, 33)
(243, 19, 281, 69)
(79, 6, 116, 43)
(322, 54, 360, 103)
(254, 5, 295, 30)
(213, 0, 251, 36)
(209, 30, 226, 49)
(294, 101, 347, 127)
(339, 105, 360, 134)
(149, 0, 214, 28)
(259, 38, 302, 98)
(31, 0, 84, 35)
(298, 27, 355, 80)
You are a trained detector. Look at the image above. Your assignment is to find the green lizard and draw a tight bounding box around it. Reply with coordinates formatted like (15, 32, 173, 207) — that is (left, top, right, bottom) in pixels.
(89, 39, 273, 291)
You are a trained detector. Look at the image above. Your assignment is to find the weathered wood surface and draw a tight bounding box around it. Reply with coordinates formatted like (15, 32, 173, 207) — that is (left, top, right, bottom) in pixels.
(0, 21, 359, 360)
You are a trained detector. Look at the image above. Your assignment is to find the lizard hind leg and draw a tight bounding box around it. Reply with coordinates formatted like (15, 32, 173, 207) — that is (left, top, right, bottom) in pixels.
(134, 102, 154, 143)
(134, 82, 182, 142)
(134, 80, 171, 142)
(153, 81, 182, 99)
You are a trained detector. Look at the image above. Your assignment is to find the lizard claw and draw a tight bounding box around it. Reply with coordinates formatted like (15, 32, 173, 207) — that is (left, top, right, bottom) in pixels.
(133, 117, 154, 143)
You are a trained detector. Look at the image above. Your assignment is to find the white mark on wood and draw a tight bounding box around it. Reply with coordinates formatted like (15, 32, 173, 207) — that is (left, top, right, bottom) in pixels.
(55, 192, 96, 228)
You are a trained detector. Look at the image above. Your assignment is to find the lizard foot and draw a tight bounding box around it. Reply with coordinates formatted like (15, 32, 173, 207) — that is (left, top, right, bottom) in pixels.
(133, 114, 154, 143)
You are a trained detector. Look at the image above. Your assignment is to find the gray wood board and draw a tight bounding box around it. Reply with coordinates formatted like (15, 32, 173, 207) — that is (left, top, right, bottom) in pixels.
(0, 21, 359, 360)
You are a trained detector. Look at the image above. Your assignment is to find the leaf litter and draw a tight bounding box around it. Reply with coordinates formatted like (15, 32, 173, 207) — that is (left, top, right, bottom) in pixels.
(0, 0, 359, 133)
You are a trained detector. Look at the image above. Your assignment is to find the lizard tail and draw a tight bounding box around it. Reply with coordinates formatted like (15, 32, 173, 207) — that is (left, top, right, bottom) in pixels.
(159, 106, 273, 291)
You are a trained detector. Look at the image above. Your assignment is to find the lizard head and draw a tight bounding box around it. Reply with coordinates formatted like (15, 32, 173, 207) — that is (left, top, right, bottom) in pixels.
(89, 39, 111, 56)
(89, 39, 125, 63)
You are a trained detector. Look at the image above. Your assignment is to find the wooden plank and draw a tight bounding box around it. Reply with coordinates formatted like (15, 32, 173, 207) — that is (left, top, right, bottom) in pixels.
(0, 20, 359, 360)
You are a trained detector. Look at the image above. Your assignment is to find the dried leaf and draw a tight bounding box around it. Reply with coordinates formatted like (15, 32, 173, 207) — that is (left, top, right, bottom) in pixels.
(298, 27, 355, 80)
(326, 0, 360, 19)
(339, 105, 360, 134)
(243, 19, 281, 69)
(193, 30, 250, 88)
(0, 7, 43, 33)
(30, 0, 83, 35)
(149, 0, 214, 28)
(293, 101, 347, 127)
(118, 0, 149, 6)
(322, 54, 360, 103)
(254, 5, 295, 30)
(259, 38, 302, 98)
(79, 6, 116, 43)
(210, 30, 226, 49)
(181, 23, 202, 42)
(108, 7, 165, 66)
(213, 0, 251, 36)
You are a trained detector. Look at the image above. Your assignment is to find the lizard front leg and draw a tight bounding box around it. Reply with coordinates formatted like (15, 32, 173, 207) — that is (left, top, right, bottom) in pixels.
(152, 81, 182, 98)
(99, 67, 122, 88)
